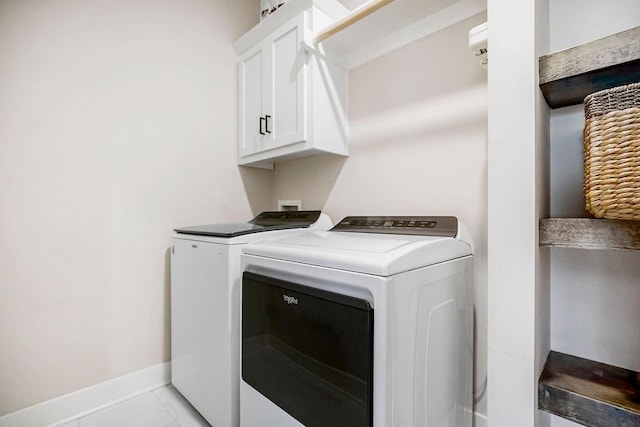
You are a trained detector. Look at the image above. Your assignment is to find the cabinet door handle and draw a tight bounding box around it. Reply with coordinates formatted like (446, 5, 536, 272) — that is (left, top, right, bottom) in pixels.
(265, 115, 271, 134)
(259, 116, 265, 135)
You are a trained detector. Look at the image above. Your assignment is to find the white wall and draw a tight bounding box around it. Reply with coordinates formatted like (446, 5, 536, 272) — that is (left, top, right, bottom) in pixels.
(486, 0, 550, 424)
(0, 0, 271, 415)
(270, 13, 489, 417)
(548, 1, 640, 426)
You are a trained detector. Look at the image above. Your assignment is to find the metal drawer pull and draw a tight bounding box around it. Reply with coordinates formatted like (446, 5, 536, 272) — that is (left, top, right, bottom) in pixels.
(265, 115, 271, 134)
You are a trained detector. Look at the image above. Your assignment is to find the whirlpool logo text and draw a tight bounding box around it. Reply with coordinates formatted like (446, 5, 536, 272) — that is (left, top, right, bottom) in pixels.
(283, 294, 298, 305)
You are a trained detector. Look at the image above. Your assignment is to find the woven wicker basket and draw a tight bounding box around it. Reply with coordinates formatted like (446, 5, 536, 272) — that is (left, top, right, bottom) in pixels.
(583, 82, 640, 220)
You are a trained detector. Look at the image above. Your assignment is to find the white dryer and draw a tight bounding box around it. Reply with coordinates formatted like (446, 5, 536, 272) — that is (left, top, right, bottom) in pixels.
(240, 216, 474, 427)
(170, 211, 332, 426)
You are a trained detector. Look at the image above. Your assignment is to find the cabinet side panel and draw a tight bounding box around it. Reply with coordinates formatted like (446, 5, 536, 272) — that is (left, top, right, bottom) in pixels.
(310, 55, 348, 155)
(310, 7, 348, 156)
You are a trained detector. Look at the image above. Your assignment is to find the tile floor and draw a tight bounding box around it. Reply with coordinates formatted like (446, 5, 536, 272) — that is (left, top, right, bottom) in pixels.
(55, 385, 209, 427)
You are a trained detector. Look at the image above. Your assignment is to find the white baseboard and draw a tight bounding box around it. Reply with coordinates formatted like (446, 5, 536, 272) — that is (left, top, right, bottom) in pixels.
(0, 362, 170, 427)
(1, 361, 485, 427)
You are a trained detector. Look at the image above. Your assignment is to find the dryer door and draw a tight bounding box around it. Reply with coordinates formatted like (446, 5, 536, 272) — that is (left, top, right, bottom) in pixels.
(242, 272, 373, 427)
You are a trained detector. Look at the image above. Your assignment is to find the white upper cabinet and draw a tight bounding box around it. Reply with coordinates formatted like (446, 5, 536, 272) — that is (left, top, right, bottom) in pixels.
(239, 14, 306, 158)
(233, 0, 487, 168)
(234, 0, 350, 168)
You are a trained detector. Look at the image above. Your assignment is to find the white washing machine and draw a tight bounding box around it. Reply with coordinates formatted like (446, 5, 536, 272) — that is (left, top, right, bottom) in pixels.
(240, 216, 474, 427)
(170, 211, 332, 426)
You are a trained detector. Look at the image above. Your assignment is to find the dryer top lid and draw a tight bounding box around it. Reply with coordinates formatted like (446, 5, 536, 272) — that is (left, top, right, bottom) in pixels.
(242, 218, 472, 276)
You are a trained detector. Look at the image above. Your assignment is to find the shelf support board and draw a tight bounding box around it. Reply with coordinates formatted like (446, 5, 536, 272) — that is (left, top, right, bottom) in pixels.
(539, 218, 640, 251)
(539, 26, 640, 109)
(539, 351, 640, 427)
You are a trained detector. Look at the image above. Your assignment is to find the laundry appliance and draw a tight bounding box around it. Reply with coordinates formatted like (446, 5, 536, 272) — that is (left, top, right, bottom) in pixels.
(170, 211, 332, 426)
(240, 216, 474, 427)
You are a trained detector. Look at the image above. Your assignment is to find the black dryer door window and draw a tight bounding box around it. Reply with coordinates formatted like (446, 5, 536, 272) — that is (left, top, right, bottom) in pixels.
(242, 272, 374, 427)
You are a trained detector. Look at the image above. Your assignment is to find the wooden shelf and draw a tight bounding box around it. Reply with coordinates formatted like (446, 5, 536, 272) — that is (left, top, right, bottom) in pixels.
(539, 218, 640, 251)
(539, 26, 640, 109)
(539, 351, 640, 427)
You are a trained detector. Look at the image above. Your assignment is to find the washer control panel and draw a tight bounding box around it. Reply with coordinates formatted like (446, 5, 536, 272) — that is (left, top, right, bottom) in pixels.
(331, 216, 458, 237)
(250, 210, 321, 226)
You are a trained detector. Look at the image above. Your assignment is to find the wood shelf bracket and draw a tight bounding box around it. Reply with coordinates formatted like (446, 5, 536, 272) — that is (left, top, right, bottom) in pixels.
(539, 351, 640, 426)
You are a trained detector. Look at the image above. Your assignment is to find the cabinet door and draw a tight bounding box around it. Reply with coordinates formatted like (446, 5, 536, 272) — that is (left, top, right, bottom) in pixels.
(266, 15, 307, 149)
(238, 44, 268, 158)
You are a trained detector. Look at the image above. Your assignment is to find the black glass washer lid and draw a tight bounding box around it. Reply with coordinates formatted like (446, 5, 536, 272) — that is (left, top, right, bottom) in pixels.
(173, 210, 321, 238)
